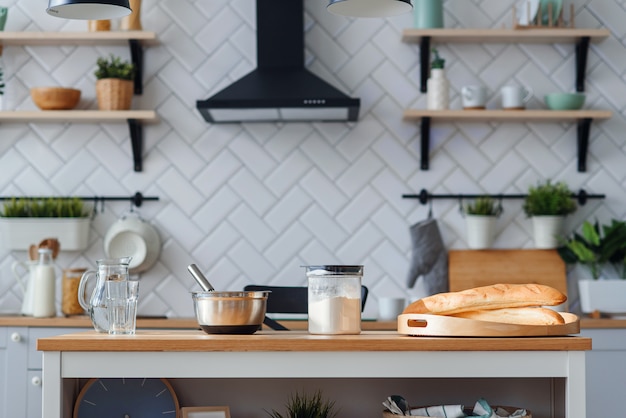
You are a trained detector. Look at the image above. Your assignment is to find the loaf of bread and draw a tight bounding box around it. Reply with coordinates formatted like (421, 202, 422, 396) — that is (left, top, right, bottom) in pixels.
(403, 283, 567, 315)
(450, 307, 565, 325)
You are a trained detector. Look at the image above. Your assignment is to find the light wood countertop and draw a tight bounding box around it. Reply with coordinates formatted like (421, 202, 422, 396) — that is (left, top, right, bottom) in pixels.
(1, 315, 624, 330)
(37, 329, 591, 352)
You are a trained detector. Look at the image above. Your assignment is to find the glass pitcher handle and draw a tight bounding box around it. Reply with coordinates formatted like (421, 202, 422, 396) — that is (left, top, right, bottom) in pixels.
(78, 270, 96, 311)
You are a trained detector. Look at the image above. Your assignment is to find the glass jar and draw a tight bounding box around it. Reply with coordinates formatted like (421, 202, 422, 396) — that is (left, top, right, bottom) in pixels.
(62, 268, 87, 316)
(305, 265, 363, 335)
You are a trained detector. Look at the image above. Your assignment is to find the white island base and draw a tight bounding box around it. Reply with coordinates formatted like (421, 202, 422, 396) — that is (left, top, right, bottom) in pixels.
(37, 330, 591, 418)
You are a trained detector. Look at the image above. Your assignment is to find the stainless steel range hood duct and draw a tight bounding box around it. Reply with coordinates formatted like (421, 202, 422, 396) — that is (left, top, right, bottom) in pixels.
(196, 0, 360, 123)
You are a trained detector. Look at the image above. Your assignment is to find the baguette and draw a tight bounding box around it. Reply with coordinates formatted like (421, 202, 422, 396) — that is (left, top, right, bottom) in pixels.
(450, 307, 565, 326)
(403, 283, 567, 315)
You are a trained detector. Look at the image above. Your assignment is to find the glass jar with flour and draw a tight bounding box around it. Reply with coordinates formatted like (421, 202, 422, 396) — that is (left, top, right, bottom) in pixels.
(305, 265, 363, 335)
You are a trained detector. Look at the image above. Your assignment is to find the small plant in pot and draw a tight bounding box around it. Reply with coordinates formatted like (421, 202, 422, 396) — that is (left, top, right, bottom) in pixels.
(558, 219, 626, 314)
(265, 390, 338, 418)
(522, 180, 577, 249)
(94, 54, 135, 110)
(463, 196, 502, 249)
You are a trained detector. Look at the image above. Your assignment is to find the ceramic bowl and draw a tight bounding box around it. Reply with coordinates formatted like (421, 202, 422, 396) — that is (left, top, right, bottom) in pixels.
(544, 93, 585, 110)
(30, 87, 81, 110)
(104, 213, 161, 274)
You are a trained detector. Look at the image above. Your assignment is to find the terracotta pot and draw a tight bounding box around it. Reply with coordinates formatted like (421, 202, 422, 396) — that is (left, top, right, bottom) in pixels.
(96, 78, 133, 110)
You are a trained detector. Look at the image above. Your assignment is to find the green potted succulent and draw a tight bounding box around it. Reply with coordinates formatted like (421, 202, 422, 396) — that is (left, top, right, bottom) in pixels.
(558, 219, 626, 314)
(265, 390, 338, 418)
(523, 180, 577, 249)
(94, 54, 135, 110)
(0, 197, 91, 251)
(464, 196, 502, 249)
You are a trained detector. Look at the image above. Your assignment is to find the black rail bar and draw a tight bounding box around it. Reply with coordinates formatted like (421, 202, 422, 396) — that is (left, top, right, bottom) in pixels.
(0, 192, 158, 208)
(402, 188, 605, 206)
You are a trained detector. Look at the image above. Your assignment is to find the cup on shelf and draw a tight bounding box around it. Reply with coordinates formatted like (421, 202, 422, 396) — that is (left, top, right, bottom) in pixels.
(106, 279, 139, 335)
(461, 85, 488, 109)
(378, 297, 406, 321)
(501, 85, 533, 110)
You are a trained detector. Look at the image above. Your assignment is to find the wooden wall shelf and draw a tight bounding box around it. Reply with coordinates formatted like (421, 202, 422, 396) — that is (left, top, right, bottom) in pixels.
(403, 109, 612, 172)
(0, 31, 158, 171)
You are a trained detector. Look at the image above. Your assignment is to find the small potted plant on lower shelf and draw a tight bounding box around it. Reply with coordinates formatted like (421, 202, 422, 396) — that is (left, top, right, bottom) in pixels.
(94, 54, 135, 110)
(0, 197, 91, 251)
(558, 219, 626, 314)
(265, 390, 338, 418)
(464, 196, 502, 249)
(522, 180, 577, 249)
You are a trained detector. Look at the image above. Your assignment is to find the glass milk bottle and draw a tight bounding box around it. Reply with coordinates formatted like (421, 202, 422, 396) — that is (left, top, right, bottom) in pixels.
(306, 265, 363, 335)
(32, 248, 57, 318)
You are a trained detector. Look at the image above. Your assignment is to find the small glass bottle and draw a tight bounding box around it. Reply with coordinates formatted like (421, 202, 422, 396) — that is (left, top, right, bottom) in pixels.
(32, 248, 57, 318)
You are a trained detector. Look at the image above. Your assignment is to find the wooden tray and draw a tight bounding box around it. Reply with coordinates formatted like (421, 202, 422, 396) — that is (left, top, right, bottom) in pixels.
(397, 312, 579, 337)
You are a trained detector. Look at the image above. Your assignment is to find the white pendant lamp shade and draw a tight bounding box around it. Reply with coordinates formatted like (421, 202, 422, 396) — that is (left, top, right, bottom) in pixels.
(47, 0, 132, 20)
(327, 0, 412, 18)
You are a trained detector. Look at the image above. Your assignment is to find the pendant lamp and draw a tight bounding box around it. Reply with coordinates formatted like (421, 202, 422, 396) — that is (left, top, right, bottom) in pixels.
(327, 0, 412, 18)
(47, 0, 131, 20)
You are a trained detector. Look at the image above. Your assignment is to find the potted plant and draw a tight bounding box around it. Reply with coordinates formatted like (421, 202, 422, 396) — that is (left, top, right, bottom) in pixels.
(558, 219, 626, 314)
(265, 390, 338, 418)
(522, 180, 577, 249)
(0, 197, 91, 251)
(464, 196, 501, 249)
(94, 54, 135, 110)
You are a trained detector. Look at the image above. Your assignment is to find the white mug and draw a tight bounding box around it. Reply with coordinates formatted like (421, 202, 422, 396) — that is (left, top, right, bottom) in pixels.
(378, 297, 406, 321)
(461, 85, 488, 109)
(501, 85, 533, 109)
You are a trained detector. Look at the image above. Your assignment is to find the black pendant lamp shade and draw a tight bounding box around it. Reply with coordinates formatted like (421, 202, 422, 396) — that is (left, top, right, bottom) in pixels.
(46, 0, 131, 20)
(327, 0, 412, 18)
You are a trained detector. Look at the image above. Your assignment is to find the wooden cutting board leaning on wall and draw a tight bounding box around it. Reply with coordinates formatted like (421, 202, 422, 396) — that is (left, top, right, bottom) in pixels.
(448, 249, 567, 295)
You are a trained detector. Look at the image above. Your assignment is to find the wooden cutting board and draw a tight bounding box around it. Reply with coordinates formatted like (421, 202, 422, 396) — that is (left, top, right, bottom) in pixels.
(397, 312, 579, 337)
(448, 249, 567, 295)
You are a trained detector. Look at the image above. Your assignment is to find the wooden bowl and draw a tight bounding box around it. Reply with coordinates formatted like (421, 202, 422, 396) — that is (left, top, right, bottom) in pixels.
(30, 87, 81, 110)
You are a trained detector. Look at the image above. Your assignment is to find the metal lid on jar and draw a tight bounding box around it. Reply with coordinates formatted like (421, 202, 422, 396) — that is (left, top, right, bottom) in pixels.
(303, 265, 363, 276)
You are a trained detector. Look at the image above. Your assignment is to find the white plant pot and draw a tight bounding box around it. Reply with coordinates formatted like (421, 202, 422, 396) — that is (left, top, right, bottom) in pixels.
(0, 217, 90, 251)
(531, 215, 564, 249)
(578, 279, 626, 314)
(466, 215, 496, 249)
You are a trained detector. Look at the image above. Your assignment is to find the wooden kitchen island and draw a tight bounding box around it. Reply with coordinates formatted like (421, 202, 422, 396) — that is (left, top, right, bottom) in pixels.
(37, 330, 591, 418)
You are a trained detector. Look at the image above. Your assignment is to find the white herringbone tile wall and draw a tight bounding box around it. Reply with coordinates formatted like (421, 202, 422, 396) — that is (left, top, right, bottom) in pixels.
(0, 0, 624, 318)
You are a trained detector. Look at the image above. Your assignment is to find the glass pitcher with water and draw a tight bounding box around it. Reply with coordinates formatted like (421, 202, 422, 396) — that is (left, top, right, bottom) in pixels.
(78, 257, 132, 332)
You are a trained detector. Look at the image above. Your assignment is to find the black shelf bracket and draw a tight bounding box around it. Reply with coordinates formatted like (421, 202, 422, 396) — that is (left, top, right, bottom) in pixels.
(129, 39, 143, 95)
(128, 119, 143, 172)
(419, 36, 431, 93)
(402, 188, 605, 206)
(577, 117, 592, 172)
(420, 116, 431, 170)
(576, 36, 591, 92)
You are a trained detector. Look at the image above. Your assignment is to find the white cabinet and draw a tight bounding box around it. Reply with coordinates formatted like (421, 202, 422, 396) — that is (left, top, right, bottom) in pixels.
(1, 326, 82, 418)
(581, 328, 626, 417)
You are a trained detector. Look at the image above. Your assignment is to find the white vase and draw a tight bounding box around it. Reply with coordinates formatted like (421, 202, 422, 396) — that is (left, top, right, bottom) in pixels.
(427, 68, 449, 110)
(578, 279, 626, 314)
(531, 215, 564, 249)
(465, 215, 496, 249)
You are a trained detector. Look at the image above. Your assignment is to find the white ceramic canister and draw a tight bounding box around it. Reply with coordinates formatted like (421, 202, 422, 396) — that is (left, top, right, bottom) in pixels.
(306, 265, 363, 335)
(427, 69, 449, 110)
(31, 248, 57, 318)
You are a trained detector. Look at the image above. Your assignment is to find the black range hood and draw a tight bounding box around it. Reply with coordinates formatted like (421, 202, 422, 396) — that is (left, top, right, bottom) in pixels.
(196, 0, 360, 123)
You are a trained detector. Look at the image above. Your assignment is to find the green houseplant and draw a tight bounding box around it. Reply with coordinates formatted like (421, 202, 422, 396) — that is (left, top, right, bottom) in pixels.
(265, 390, 338, 418)
(0, 197, 91, 251)
(523, 180, 577, 249)
(94, 54, 135, 110)
(558, 219, 626, 314)
(464, 196, 502, 249)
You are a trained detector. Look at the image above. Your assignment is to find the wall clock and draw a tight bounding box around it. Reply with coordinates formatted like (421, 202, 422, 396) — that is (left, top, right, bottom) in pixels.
(73, 377, 179, 418)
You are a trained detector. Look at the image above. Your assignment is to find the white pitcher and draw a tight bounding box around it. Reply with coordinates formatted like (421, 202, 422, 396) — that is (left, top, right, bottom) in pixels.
(12, 260, 38, 316)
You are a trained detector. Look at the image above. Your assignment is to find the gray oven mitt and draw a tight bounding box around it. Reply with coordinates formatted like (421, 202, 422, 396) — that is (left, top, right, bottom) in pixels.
(406, 217, 448, 294)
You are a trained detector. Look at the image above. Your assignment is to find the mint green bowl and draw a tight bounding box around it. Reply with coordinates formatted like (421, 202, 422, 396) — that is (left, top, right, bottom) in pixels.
(544, 93, 586, 110)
